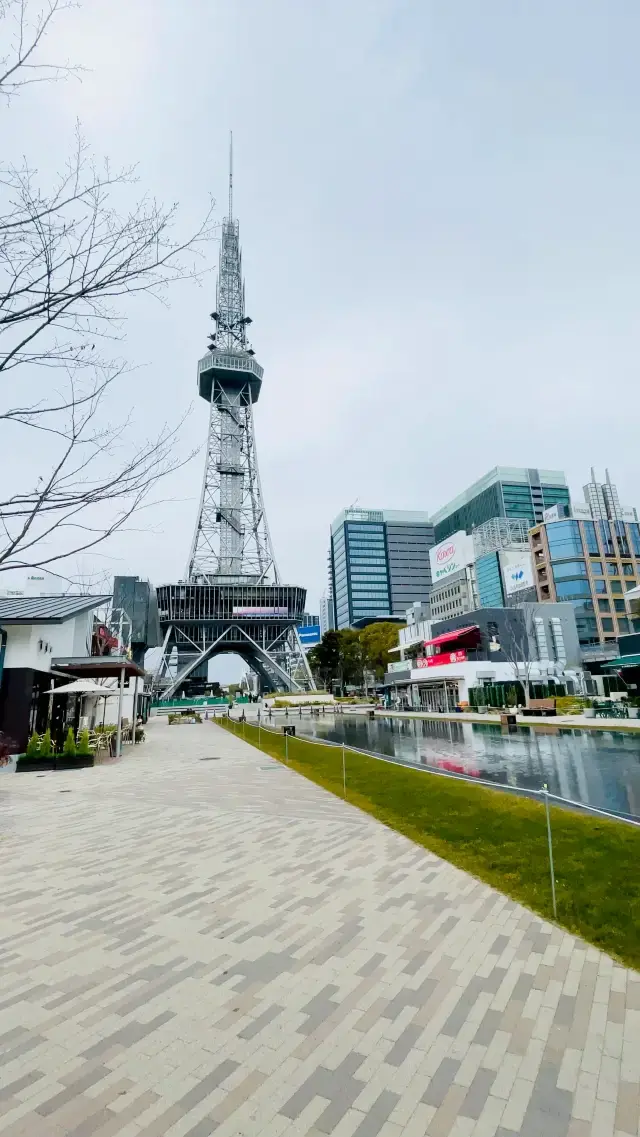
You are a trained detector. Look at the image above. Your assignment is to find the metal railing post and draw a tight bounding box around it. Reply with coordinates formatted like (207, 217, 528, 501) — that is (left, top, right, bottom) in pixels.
(342, 741, 347, 799)
(542, 784, 558, 919)
(285, 733, 288, 763)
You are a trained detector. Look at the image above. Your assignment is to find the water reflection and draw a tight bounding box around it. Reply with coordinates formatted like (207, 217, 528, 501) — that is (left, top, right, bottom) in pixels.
(296, 715, 640, 819)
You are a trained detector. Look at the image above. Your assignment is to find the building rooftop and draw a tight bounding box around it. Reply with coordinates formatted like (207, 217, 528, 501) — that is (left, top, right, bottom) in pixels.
(331, 508, 432, 535)
(430, 467, 567, 525)
(0, 594, 110, 625)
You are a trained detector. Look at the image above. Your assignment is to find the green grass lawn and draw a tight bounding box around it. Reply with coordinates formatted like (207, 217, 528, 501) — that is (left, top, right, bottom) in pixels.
(219, 717, 640, 970)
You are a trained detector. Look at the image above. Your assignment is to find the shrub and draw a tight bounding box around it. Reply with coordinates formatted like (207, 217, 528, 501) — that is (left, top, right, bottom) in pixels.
(77, 729, 91, 757)
(26, 732, 40, 757)
(63, 727, 77, 757)
(40, 728, 53, 757)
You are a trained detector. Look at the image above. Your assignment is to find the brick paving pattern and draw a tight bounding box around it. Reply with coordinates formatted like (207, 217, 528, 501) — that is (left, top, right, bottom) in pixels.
(0, 718, 638, 1137)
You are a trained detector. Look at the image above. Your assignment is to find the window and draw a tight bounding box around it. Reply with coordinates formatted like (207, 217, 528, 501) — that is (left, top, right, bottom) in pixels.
(607, 563, 620, 576)
(613, 599, 626, 612)
(567, 597, 595, 613)
(615, 522, 630, 558)
(546, 521, 584, 559)
(590, 561, 603, 574)
(601, 618, 614, 631)
(617, 617, 631, 634)
(582, 521, 599, 556)
(552, 560, 588, 580)
(629, 523, 640, 557)
(623, 563, 635, 576)
(598, 599, 610, 612)
(598, 520, 615, 557)
(594, 580, 607, 594)
(611, 581, 623, 594)
(555, 579, 591, 599)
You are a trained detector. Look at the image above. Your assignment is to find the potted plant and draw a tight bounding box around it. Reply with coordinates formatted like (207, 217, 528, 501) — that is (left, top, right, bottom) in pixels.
(583, 699, 595, 719)
(26, 732, 40, 757)
(63, 727, 77, 757)
(77, 729, 92, 756)
(628, 698, 640, 720)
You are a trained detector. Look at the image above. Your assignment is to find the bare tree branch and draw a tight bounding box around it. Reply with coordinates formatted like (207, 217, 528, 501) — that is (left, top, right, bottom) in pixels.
(0, 0, 82, 100)
(0, 0, 214, 574)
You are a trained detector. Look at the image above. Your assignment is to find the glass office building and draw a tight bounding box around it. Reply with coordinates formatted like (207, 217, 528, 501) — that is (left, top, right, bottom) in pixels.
(431, 467, 570, 543)
(330, 509, 434, 629)
(530, 518, 640, 647)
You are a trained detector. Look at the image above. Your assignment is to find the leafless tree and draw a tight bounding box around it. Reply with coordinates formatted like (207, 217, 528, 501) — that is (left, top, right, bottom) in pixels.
(0, 0, 215, 576)
(1, 0, 80, 101)
(499, 606, 539, 708)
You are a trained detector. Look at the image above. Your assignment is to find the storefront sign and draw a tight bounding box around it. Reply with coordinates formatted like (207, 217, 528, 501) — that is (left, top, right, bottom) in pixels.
(500, 551, 535, 597)
(429, 531, 475, 582)
(417, 649, 467, 668)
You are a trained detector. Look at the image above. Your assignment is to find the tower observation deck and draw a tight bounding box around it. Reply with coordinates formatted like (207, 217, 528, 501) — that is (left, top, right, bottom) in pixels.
(154, 141, 314, 697)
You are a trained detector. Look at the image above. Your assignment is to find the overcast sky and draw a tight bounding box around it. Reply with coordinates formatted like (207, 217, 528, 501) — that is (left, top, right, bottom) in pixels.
(4, 0, 640, 653)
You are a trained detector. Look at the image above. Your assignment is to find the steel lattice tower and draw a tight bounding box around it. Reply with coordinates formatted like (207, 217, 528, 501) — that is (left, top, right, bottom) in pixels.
(154, 140, 314, 697)
(188, 143, 276, 585)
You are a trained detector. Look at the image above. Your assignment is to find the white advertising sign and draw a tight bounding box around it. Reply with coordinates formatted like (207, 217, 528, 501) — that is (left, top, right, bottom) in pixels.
(429, 531, 475, 582)
(543, 504, 563, 523)
(501, 551, 535, 597)
(619, 506, 636, 522)
(571, 502, 592, 520)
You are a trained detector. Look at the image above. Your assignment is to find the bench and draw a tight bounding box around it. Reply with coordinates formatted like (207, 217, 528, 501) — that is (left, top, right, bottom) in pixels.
(521, 697, 557, 717)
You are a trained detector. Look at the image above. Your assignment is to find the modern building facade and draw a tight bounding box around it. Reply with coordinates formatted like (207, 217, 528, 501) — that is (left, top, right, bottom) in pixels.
(428, 531, 478, 620)
(530, 517, 640, 649)
(298, 613, 321, 650)
(581, 468, 637, 523)
(329, 509, 434, 629)
(431, 467, 570, 544)
(473, 518, 537, 609)
(384, 603, 582, 711)
(0, 593, 111, 751)
(112, 576, 160, 666)
(319, 593, 335, 636)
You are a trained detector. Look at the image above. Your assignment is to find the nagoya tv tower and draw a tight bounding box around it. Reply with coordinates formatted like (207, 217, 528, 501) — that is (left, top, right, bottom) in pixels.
(155, 138, 314, 697)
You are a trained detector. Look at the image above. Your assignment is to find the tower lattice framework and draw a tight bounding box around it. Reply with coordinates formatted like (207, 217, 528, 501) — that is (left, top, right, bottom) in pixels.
(154, 141, 314, 697)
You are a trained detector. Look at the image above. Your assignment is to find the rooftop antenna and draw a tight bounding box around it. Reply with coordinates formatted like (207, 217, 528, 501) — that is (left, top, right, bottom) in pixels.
(228, 131, 233, 221)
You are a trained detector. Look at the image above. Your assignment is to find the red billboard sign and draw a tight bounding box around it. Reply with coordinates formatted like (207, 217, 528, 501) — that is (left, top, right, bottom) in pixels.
(417, 649, 467, 669)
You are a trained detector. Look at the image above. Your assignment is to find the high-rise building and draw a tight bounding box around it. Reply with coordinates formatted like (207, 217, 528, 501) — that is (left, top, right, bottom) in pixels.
(578, 468, 637, 523)
(319, 593, 334, 636)
(431, 467, 570, 544)
(330, 509, 434, 629)
(530, 516, 640, 651)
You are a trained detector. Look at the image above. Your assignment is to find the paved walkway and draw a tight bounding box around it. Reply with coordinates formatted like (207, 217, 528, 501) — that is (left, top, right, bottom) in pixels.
(0, 719, 638, 1137)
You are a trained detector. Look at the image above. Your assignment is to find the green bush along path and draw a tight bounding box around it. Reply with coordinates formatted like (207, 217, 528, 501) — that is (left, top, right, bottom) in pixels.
(219, 718, 640, 971)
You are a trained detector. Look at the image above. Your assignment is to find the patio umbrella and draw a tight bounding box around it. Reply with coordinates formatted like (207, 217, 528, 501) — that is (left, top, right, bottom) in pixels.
(51, 678, 115, 735)
(51, 679, 113, 696)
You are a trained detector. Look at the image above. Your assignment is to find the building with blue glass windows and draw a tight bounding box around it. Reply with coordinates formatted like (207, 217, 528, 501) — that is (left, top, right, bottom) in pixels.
(329, 509, 434, 629)
(530, 517, 640, 650)
(431, 467, 570, 544)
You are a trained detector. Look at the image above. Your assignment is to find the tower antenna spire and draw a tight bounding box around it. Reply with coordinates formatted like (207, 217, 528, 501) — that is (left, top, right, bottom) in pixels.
(228, 131, 233, 220)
